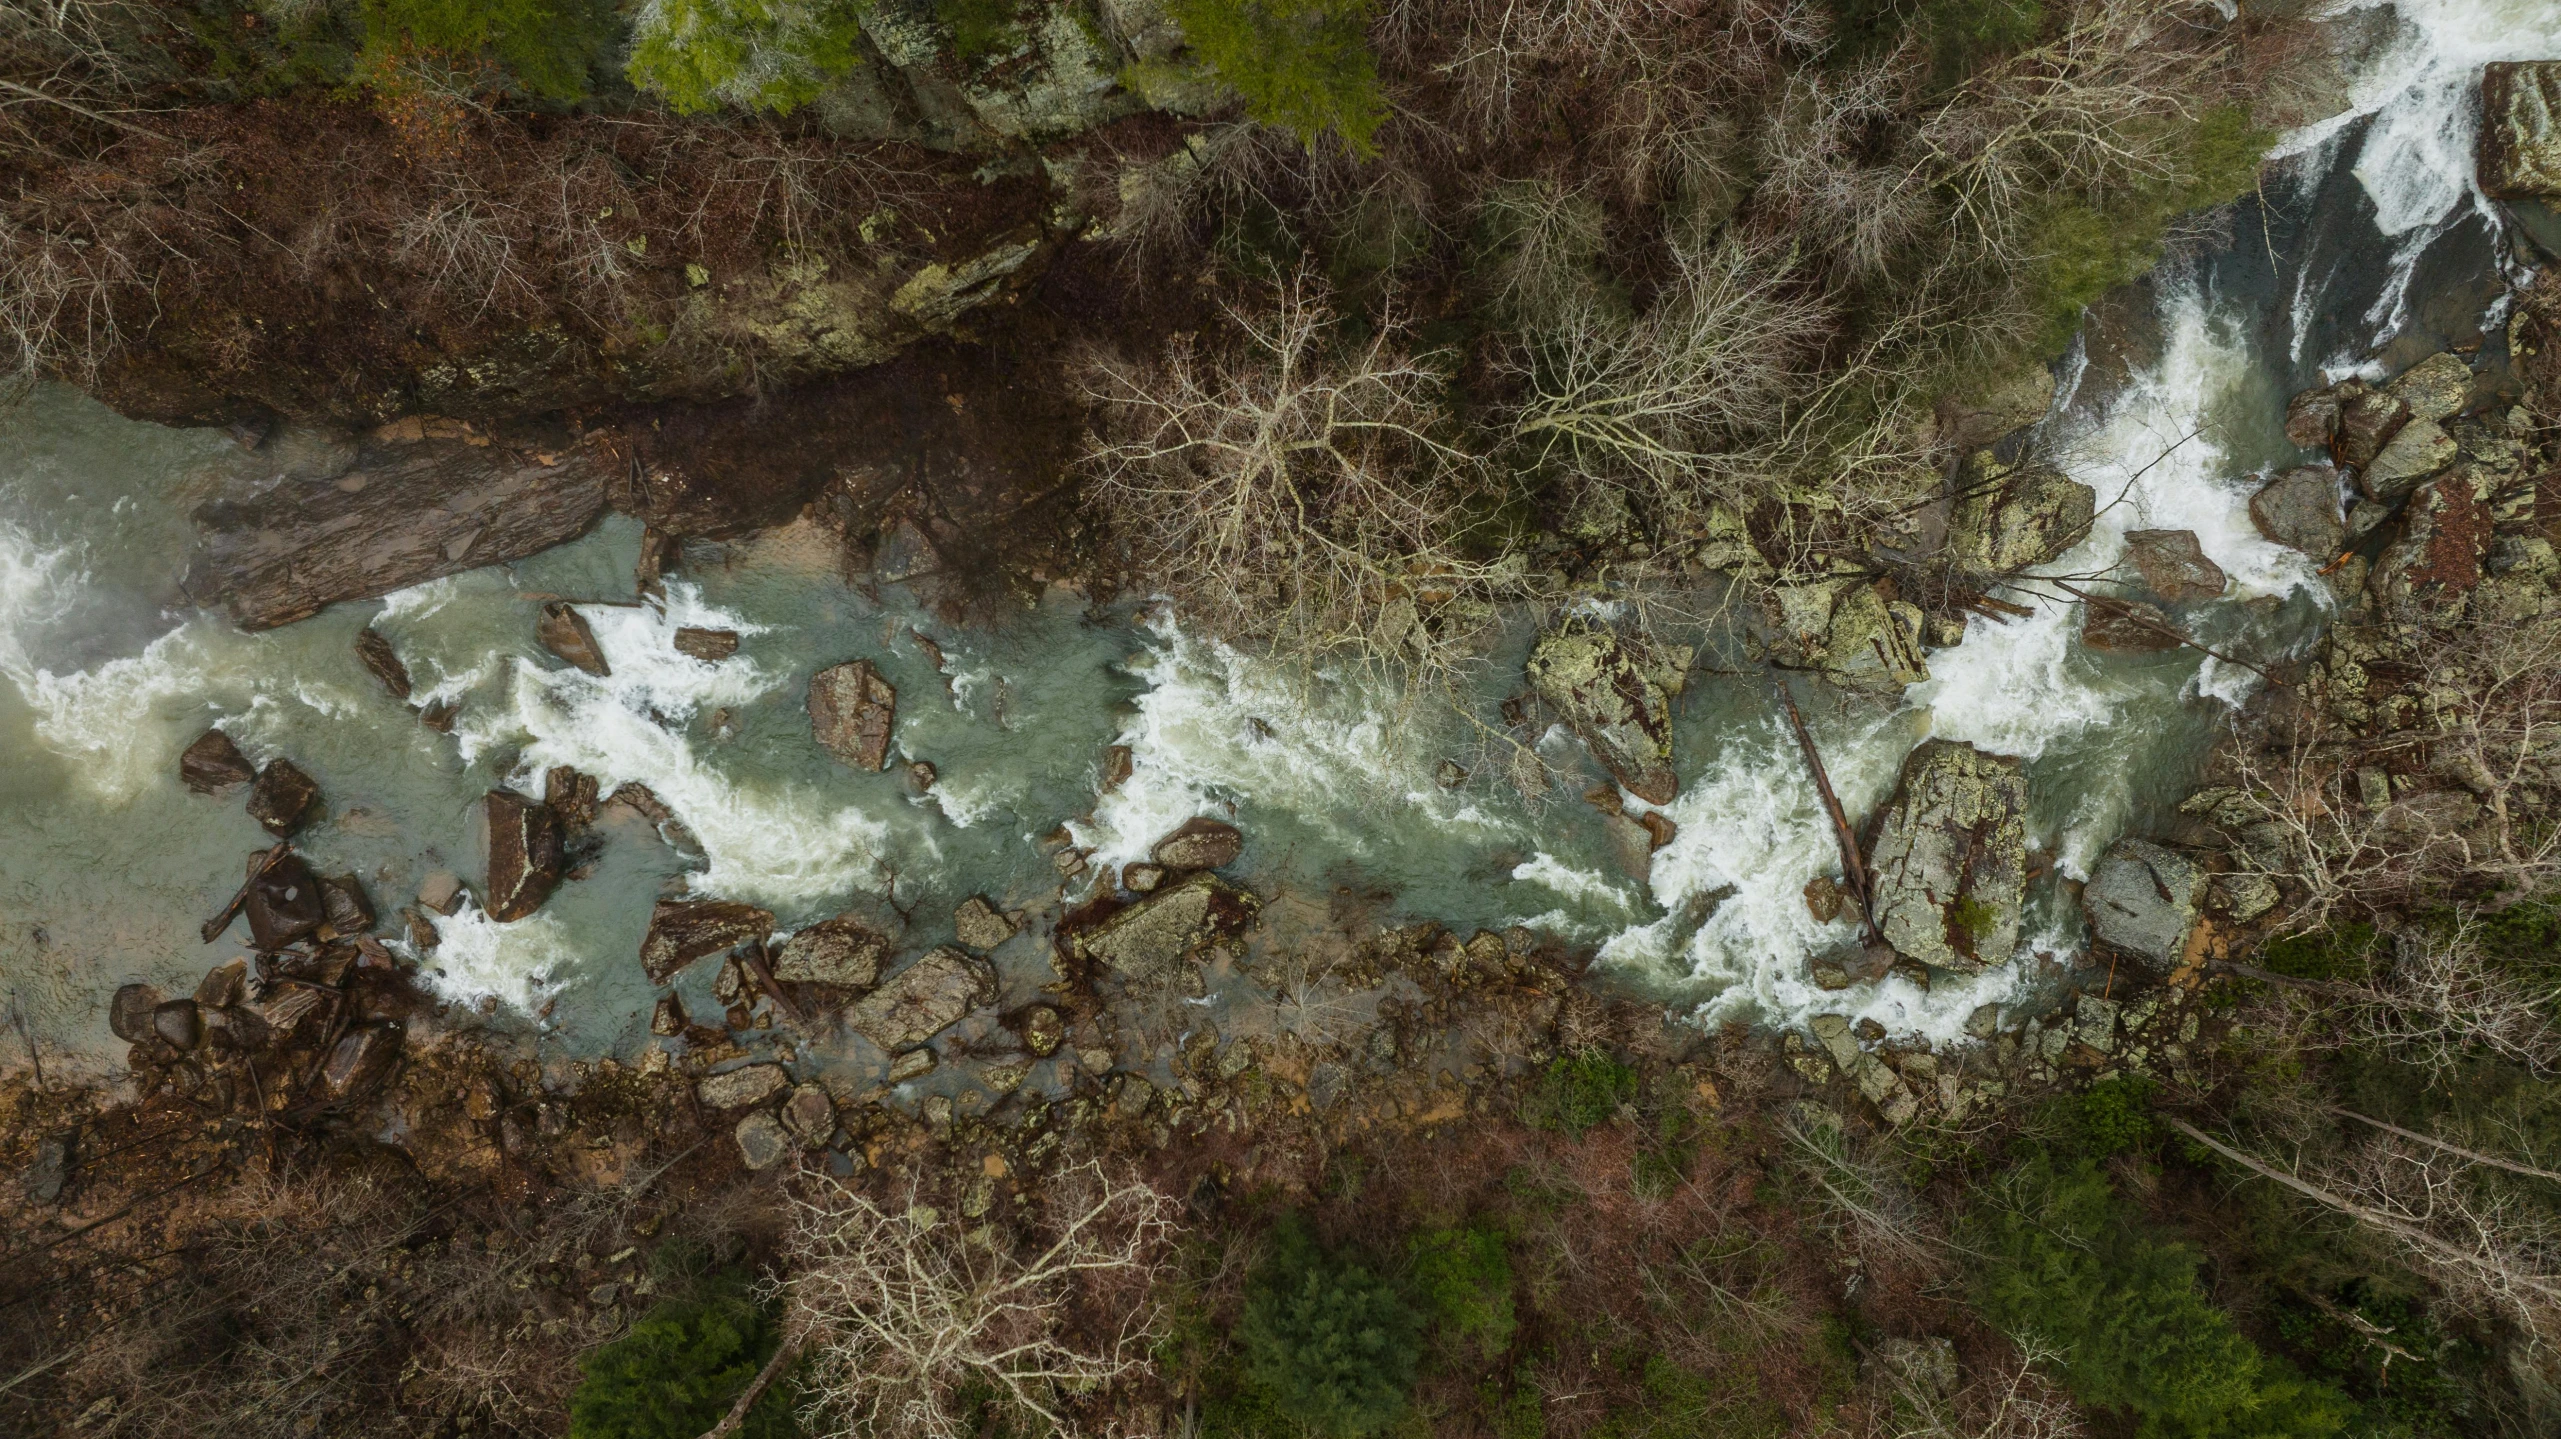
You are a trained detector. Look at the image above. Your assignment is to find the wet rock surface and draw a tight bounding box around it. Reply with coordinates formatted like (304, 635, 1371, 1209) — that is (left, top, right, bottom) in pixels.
(2123, 528, 2227, 602)
(483, 789, 564, 922)
(1073, 872, 1259, 988)
(809, 659, 898, 771)
(952, 896, 1016, 951)
(353, 627, 413, 699)
(179, 729, 255, 794)
(1866, 740, 2028, 973)
(640, 900, 775, 984)
(1149, 817, 1244, 872)
(186, 434, 610, 631)
(2251, 465, 2347, 556)
(1525, 625, 1681, 804)
(536, 601, 612, 677)
(673, 626, 740, 662)
(848, 946, 996, 1050)
(1945, 455, 2096, 578)
(244, 852, 328, 951)
(2483, 61, 2561, 199)
(2081, 596, 2181, 651)
(246, 759, 321, 837)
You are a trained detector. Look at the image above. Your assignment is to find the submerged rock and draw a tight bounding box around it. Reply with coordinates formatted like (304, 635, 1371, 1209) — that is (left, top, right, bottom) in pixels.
(1945, 455, 2096, 579)
(1149, 817, 1244, 872)
(246, 758, 321, 836)
(1073, 872, 1260, 988)
(483, 789, 564, 922)
(770, 914, 891, 989)
(1525, 625, 1680, 804)
(1866, 740, 2027, 973)
(848, 946, 996, 1050)
(535, 601, 611, 677)
(179, 729, 256, 794)
(2083, 839, 2203, 970)
(809, 659, 898, 771)
(2482, 62, 2561, 199)
(186, 436, 609, 631)
(353, 627, 412, 699)
(2081, 597, 2180, 652)
(640, 899, 774, 984)
(953, 896, 1017, 951)
(2123, 529, 2227, 603)
(2251, 465, 2346, 557)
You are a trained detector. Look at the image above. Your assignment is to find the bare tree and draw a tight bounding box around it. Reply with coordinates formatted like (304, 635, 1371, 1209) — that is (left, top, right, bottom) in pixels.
(2243, 923, 2561, 1082)
(1869, 1338, 2086, 1439)
(777, 1160, 1179, 1439)
(1080, 267, 1531, 675)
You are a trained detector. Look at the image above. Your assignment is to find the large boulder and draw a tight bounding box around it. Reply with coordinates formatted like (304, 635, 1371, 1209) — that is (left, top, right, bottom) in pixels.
(848, 946, 996, 1050)
(483, 789, 564, 922)
(2082, 839, 2203, 970)
(1765, 580, 1929, 691)
(734, 1111, 794, 1171)
(535, 602, 611, 677)
(243, 852, 328, 951)
(246, 758, 321, 836)
(2360, 418, 2458, 500)
(179, 729, 255, 794)
(810, 659, 898, 771)
(770, 914, 892, 988)
(316, 1022, 403, 1102)
(1073, 872, 1260, 988)
(1945, 455, 2096, 579)
(1865, 740, 2028, 973)
(2333, 383, 2410, 468)
(2251, 465, 2346, 557)
(2123, 529, 2227, 603)
(1150, 817, 1244, 871)
(697, 1062, 791, 1108)
(186, 435, 610, 631)
(640, 899, 774, 984)
(2384, 351, 2473, 423)
(1525, 626, 1681, 804)
(2482, 62, 2561, 199)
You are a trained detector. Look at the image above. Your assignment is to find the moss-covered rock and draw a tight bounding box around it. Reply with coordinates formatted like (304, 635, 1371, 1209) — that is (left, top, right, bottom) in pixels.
(1866, 739, 2027, 972)
(1525, 624, 1681, 804)
(1946, 453, 2096, 580)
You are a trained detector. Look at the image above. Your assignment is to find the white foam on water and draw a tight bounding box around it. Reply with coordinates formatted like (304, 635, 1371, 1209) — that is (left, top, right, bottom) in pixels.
(456, 583, 902, 911)
(1508, 852, 1641, 933)
(1070, 612, 1513, 870)
(408, 897, 575, 1015)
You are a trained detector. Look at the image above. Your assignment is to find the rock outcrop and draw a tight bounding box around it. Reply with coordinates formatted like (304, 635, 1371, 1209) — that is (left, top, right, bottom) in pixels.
(2123, 529, 2227, 603)
(536, 602, 612, 677)
(810, 659, 898, 771)
(1865, 741, 2028, 973)
(2482, 61, 2561, 199)
(1525, 626, 1682, 804)
(483, 789, 564, 922)
(848, 946, 996, 1050)
(2082, 838, 2203, 970)
(2251, 465, 2346, 557)
(1149, 817, 1244, 872)
(186, 432, 611, 631)
(640, 899, 774, 984)
(697, 1063, 790, 1108)
(1763, 579, 1930, 691)
(770, 914, 892, 988)
(179, 730, 255, 794)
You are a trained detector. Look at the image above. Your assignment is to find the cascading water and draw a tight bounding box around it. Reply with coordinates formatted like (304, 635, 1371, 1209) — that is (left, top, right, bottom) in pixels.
(1, 0, 2552, 1075)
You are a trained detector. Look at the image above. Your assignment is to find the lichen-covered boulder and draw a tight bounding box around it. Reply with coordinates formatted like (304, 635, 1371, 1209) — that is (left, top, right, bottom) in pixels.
(2482, 62, 2561, 199)
(1945, 454, 2096, 579)
(1149, 817, 1244, 871)
(698, 1062, 791, 1109)
(640, 899, 774, 984)
(770, 914, 892, 989)
(2251, 465, 2345, 557)
(810, 659, 898, 771)
(848, 946, 996, 1049)
(1525, 625, 1682, 804)
(1865, 740, 2027, 973)
(2083, 839, 2203, 970)
(2360, 418, 2458, 500)
(2384, 351, 2473, 423)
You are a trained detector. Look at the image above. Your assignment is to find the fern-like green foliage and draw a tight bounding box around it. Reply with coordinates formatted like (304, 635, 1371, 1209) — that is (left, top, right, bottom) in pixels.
(626, 0, 871, 113)
(569, 1284, 800, 1439)
(1163, 0, 1387, 154)
(359, 0, 615, 100)
(1409, 1223, 1516, 1360)
(1527, 1051, 1637, 1138)
(2071, 1076, 2157, 1157)
(1968, 1155, 2352, 1439)
(1240, 1216, 1422, 1437)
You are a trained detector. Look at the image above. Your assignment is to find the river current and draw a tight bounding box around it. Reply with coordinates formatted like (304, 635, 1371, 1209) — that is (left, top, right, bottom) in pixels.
(3, 0, 2555, 1079)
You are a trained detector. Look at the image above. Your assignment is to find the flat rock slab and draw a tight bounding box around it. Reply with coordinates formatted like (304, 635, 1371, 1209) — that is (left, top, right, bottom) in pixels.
(640, 899, 774, 984)
(810, 659, 897, 771)
(1150, 817, 1243, 872)
(483, 789, 563, 922)
(673, 627, 740, 662)
(1866, 740, 2027, 973)
(698, 1062, 790, 1108)
(2083, 838, 2202, 970)
(770, 914, 891, 989)
(849, 946, 995, 1050)
(187, 436, 608, 631)
(1525, 626, 1679, 804)
(2361, 418, 2458, 500)
(952, 895, 1017, 951)
(1073, 872, 1260, 988)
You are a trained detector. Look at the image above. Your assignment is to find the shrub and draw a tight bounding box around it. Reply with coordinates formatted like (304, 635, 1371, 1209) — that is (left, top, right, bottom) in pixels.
(568, 1283, 799, 1439)
(935, 0, 1021, 62)
(1408, 1223, 1516, 1360)
(1162, 0, 1388, 153)
(1239, 1216, 1422, 1437)
(626, 0, 871, 113)
(1526, 1051, 1637, 1138)
(1967, 1154, 2353, 1438)
(1595, 1354, 1792, 1439)
(358, 0, 616, 100)
(2071, 1075, 2156, 1156)
(2260, 923, 2379, 983)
